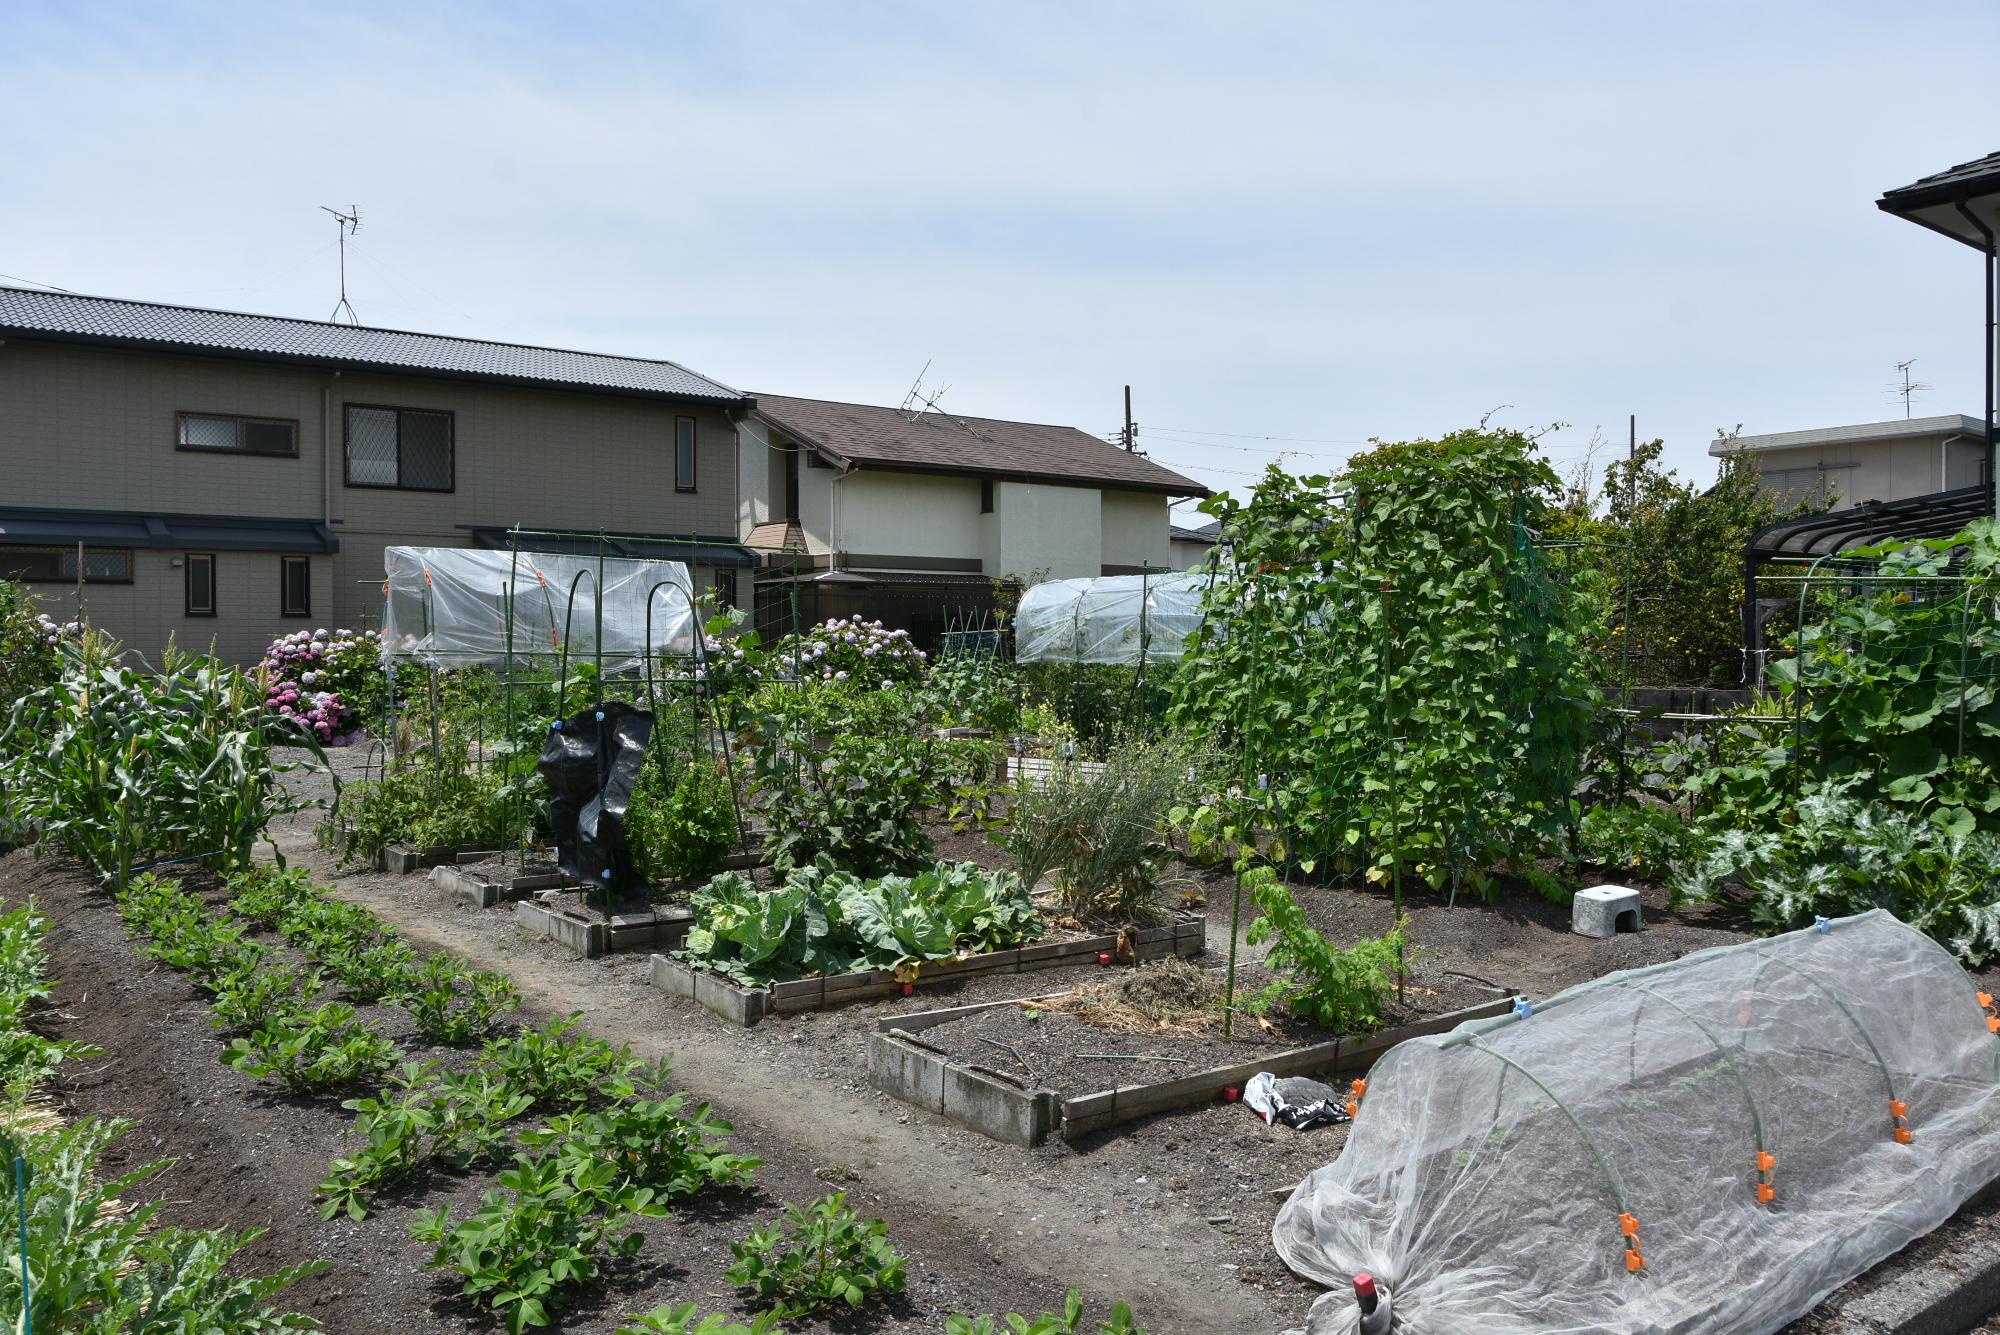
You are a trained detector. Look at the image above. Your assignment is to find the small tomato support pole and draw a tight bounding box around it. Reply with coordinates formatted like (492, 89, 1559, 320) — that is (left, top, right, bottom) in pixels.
(1223, 570, 1266, 1040)
(15, 1153, 30, 1335)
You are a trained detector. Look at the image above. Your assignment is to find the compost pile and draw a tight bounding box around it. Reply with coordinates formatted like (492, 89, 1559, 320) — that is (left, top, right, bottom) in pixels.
(1273, 910, 2000, 1335)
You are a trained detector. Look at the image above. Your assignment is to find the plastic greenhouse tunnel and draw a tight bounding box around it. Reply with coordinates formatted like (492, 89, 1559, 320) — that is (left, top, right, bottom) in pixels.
(1012, 570, 1208, 665)
(1273, 911, 2000, 1335)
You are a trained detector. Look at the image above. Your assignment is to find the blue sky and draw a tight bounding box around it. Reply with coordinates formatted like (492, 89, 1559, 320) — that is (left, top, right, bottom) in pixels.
(4, 1, 1996, 511)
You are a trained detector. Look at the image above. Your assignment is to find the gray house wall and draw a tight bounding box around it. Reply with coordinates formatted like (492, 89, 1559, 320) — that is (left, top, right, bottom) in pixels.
(0, 339, 742, 662)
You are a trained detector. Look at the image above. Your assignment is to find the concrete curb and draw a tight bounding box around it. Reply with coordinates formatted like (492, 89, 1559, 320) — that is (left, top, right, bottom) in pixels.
(647, 914, 1206, 1028)
(869, 992, 1518, 1147)
(429, 864, 569, 909)
(374, 841, 498, 875)
(515, 898, 693, 959)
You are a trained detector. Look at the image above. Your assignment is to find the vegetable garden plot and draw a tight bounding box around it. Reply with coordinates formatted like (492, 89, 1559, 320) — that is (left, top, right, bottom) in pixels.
(1273, 910, 2000, 1335)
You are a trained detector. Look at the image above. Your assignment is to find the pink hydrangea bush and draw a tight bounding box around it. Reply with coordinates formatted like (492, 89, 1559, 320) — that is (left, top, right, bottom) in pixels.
(257, 627, 384, 741)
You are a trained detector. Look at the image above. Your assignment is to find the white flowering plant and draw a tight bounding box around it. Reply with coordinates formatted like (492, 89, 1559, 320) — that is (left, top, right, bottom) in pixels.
(763, 618, 925, 691)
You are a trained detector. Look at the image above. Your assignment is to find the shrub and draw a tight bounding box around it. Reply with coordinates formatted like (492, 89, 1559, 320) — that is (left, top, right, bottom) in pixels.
(222, 1001, 401, 1094)
(924, 649, 1019, 732)
(1243, 867, 1405, 1032)
(1576, 801, 1697, 883)
(333, 761, 515, 863)
(1008, 733, 1198, 924)
(258, 627, 384, 741)
(725, 1192, 906, 1319)
(0, 580, 72, 732)
(629, 755, 738, 885)
(768, 617, 926, 691)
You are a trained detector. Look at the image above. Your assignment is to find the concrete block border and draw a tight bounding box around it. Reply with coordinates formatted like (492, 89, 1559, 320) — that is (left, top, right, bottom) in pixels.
(374, 841, 499, 875)
(646, 914, 1205, 1028)
(429, 863, 570, 909)
(515, 898, 694, 959)
(869, 990, 1518, 1147)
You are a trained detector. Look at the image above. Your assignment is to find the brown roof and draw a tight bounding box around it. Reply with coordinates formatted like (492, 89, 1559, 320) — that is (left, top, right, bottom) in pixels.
(749, 393, 1208, 497)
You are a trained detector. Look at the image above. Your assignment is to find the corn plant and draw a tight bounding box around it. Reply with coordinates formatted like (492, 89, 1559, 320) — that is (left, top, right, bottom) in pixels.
(725, 1192, 907, 1319)
(222, 1001, 400, 1094)
(411, 1154, 667, 1335)
(0, 1119, 327, 1333)
(0, 634, 324, 879)
(393, 953, 521, 1043)
(318, 1062, 532, 1221)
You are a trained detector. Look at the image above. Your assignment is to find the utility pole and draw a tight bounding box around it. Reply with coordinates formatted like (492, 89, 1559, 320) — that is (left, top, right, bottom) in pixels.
(1123, 384, 1135, 452)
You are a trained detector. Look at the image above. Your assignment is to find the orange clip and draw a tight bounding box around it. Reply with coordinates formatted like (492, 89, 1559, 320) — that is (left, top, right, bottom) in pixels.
(1890, 1099, 1908, 1119)
(1625, 1248, 1645, 1273)
(1895, 1127, 1914, 1145)
(1618, 1212, 1640, 1238)
(422, 566, 433, 587)
(1980, 991, 1994, 1008)
(381, 579, 390, 597)
(1350, 1078, 1368, 1101)
(1756, 1183, 1777, 1205)
(1988, 1016, 1999, 1034)
(1756, 1151, 1775, 1174)
(1344, 1099, 1359, 1119)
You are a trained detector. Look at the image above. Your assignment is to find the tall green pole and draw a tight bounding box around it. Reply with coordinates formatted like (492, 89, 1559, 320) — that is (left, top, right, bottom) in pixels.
(1381, 581, 1403, 1002)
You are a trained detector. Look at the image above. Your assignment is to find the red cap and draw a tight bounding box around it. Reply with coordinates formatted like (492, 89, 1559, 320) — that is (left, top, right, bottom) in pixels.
(1353, 1272, 1378, 1311)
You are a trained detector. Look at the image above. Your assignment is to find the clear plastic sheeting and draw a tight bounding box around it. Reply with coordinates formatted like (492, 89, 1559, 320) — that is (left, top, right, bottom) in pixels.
(1013, 572, 1208, 665)
(1273, 911, 2000, 1335)
(380, 546, 697, 669)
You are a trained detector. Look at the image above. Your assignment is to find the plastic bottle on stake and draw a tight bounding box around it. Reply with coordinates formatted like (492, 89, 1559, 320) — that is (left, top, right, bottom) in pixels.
(1354, 1272, 1392, 1334)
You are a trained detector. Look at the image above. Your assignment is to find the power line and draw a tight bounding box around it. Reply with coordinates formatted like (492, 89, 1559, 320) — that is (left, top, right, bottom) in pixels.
(1146, 425, 1375, 446)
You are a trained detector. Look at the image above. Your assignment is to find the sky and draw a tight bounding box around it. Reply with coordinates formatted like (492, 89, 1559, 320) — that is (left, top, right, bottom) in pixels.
(4, 1, 1997, 516)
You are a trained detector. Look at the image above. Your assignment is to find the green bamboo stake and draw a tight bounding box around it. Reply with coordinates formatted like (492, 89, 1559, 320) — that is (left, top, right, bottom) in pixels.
(16, 1154, 31, 1335)
(1223, 573, 1265, 1039)
(1380, 581, 1404, 1003)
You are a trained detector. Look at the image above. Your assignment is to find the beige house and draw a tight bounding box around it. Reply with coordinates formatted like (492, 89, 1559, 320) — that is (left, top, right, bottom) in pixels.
(1712, 414, 1988, 511)
(734, 393, 1206, 641)
(0, 286, 756, 663)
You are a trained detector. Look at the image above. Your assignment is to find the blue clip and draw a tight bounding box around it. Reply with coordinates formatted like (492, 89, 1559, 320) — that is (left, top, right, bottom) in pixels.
(600, 869, 612, 880)
(595, 710, 605, 722)
(551, 719, 563, 731)
(1513, 997, 1534, 1020)
(1815, 916, 1832, 934)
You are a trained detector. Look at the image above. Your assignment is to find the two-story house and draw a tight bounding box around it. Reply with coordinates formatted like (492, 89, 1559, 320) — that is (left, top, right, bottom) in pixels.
(735, 393, 1207, 642)
(0, 286, 757, 662)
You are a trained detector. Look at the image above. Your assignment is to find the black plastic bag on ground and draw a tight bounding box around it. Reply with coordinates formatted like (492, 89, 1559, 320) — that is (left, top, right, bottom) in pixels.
(537, 700, 653, 896)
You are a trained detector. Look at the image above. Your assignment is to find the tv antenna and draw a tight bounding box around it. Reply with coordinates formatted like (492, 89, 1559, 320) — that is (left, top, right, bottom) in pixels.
(897, 361, 991, 441)
(1889, 358, 1931, 419)
(320, 205, 362, 325)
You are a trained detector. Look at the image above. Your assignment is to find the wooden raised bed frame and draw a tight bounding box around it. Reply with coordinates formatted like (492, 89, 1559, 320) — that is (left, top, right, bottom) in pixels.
(869, 989, 1517, 1147)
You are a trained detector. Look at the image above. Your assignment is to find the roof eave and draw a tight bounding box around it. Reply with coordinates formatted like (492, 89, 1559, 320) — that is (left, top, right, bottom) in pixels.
(841, 456, 1209, 497)
(0, 328, 752, 410)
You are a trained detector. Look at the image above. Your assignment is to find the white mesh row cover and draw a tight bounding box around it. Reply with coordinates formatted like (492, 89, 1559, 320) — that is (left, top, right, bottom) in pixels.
(1013, 572, 1209, 665)
(380, 546, 697, 670)
(1273, 910, 2000, 1335)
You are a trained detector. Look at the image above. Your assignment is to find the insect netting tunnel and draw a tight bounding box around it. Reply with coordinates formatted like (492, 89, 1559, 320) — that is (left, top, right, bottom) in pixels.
(1273, 911, 2000, 1335)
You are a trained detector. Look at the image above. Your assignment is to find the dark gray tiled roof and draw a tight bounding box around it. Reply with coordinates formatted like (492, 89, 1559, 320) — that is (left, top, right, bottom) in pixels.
(751, 392, 1208, 496)
(0, 286, 746, 404)
(1170, 519, 1222, 542)
(1880, 151, 2000, 205)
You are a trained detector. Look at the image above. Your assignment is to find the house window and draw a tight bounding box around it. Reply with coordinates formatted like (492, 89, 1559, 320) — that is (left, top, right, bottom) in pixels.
(176, 411, 298, 457)
(280, 555, 311, 618)
(185, 553, 216, 617)
(980, 478, 994, 514)
(714, 569, 738, 609)
(675, 417, 697, 492)
(1, 545, 133, 584)
(345, 405, 454, 491)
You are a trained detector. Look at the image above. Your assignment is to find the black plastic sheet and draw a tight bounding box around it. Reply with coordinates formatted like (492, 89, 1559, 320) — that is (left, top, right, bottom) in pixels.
(537, 700, 653, 896)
